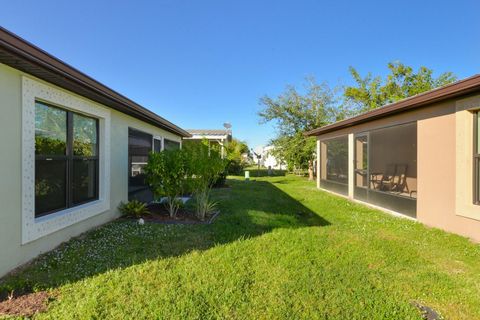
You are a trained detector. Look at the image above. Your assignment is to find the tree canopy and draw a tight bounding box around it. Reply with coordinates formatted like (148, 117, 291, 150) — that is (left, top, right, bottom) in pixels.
(258, 78, 337, 176)
(344, 62, 457, 113)
(225, 138, 249, 162)
(259, 62, 457, 173)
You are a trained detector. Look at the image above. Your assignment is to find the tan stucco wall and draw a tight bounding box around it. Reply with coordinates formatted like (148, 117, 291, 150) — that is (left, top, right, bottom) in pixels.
(417, 98, 480, 241)
(0, 63, 182, 277)
(316, 97, 480, 242)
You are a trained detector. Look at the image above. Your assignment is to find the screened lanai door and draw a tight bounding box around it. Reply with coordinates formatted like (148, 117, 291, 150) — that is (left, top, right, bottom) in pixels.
(353, 122, 417, 218)
(354, 133, 369, 202)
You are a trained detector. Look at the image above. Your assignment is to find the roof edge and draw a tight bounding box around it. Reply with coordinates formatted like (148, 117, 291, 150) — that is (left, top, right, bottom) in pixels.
(305, 74, 480, 136)
(0, 27, 191, 137)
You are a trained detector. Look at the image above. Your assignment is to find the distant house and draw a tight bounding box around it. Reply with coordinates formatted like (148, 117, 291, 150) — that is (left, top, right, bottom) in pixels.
(0, 27, 190, 277)
(183, 129, 232, 158)
(305, 75, 480, 242)
(262, 146, 285, 170)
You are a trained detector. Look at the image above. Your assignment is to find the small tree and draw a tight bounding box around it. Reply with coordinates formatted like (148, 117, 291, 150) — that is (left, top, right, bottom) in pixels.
(258, 77, 337, 180)
(225, 138, 250, 175)
(145, 149, 188, 218)
(184, 141, 226, 220)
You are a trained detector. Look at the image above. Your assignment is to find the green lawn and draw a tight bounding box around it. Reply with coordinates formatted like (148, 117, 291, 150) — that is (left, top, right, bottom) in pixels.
(1, 174, 480, 319)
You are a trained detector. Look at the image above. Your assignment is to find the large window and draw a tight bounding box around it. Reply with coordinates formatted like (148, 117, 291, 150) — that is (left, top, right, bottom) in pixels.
(128, 129, 171, 201)
(354, 122, 417, 217)
(320, 136, 349, 195)
(164, 138, 180, 150)
(35, 101, 99, 217)
(153, 137, 162, 153)
(128, 128, 153, 201)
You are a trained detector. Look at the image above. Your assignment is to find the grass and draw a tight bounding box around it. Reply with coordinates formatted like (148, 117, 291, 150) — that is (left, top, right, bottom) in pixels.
(1, 174, 480, 319)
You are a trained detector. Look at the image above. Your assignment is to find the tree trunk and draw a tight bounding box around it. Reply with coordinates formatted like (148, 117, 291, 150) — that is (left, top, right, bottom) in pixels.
(308, 160, 314, 181)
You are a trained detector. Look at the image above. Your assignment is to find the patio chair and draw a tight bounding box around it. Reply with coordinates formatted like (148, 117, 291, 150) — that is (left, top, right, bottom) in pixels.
(371, 164, 396, 191)
(392, 164, 409, 194)
(378, 164, 409, 193)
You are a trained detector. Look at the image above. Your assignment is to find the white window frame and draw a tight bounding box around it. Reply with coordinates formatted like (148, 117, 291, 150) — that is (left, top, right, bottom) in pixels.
(22, 77, 111, 244)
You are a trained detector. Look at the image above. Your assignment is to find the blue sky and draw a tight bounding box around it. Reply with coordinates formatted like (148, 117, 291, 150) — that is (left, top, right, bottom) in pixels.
(1, 0, 479, 148)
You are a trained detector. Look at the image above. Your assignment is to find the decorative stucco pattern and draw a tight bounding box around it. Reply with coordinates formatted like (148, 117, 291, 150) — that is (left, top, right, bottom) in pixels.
(22, 77, 111, 244)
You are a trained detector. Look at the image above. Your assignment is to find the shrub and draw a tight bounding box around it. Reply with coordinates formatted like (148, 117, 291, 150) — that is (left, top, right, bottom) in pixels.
(212, 171, 227, 188)
(226, 159, 245, 175)
(184, 141, 226, 220)
(118, 200, 149, 218)
(144, 149, 189, 218)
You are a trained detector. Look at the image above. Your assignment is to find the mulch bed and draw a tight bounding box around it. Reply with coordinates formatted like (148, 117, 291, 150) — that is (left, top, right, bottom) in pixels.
(123, 203, 220, 225)
(0, 291, 50, 317)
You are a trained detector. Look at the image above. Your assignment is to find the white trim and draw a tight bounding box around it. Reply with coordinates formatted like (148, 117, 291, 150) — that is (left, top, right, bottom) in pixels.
(184, 134, 229, 140)
(22, 76, 111, 244)
(220, 138, 225, 159)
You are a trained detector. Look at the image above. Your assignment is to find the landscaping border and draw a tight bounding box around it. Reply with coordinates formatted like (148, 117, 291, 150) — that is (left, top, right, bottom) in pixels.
(124, 210, 222, 225)
(146, 210, 221, 225)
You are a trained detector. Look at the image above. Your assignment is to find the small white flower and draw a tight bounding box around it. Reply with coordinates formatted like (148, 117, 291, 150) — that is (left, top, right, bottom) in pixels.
(138, 218, 145, 225)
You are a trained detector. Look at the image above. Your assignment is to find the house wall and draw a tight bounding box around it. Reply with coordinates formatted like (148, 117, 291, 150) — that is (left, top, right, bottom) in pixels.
(262, 146, 285, 170)
(315, 96, 480, 242)
(0, 63, 182, 277)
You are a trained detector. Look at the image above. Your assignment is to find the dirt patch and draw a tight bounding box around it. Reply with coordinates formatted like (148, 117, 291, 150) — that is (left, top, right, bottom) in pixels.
(147, 204, 204, 224)
(0, 291, 50, 317)
(122, 203, 220, 225)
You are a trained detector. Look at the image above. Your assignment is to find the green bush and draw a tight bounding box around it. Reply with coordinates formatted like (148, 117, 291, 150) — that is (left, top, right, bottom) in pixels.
(144, 149, 189, 218)
(225, 138, 249, 175)
(118, 200, 149, 218)
(212, 171, 227, 187)
(184, 141, 227, 220)
(144, 141, 226, 220)
(226, 159, 245, 175)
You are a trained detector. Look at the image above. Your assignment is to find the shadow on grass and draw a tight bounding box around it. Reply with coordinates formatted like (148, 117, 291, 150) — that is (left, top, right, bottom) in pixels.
(0, 178, 329, 298)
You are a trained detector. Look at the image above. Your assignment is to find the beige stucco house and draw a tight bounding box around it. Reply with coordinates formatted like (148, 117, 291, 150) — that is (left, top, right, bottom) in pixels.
(0, 27, 190, 277)
(306, 74, 480, 242)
